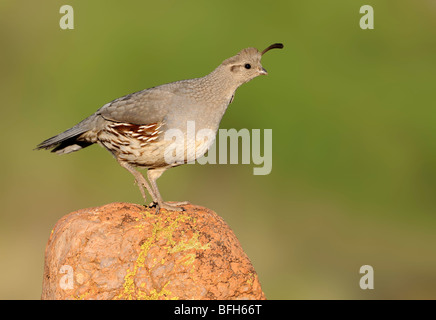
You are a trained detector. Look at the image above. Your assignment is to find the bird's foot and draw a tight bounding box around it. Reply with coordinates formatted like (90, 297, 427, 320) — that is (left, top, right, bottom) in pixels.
(167, 201, 190, 207)
(148, 201, 189, 214)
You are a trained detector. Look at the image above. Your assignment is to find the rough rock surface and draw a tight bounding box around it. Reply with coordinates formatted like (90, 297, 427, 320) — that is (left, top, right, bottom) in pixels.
(41, 202, 266, 300)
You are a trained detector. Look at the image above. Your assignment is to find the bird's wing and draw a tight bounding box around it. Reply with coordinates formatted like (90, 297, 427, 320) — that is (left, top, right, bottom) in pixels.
(97, 86, 176, 125)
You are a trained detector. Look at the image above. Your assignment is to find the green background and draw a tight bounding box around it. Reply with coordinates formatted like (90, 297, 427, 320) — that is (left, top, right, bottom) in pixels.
(1, 0, 436, 299)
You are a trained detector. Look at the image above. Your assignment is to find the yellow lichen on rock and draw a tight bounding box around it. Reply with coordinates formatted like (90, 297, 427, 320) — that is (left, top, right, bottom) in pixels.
(116, 209, 211, 299)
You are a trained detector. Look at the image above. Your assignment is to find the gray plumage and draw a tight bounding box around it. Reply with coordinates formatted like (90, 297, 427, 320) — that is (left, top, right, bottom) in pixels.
(36, 43, 283, 212)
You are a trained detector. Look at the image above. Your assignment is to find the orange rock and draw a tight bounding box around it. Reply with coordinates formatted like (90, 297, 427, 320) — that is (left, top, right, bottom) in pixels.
(41, 202, 266, 300)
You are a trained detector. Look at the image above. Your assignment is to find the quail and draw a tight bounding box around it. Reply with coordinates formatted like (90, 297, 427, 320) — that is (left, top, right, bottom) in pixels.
(36, 43, 284, 212)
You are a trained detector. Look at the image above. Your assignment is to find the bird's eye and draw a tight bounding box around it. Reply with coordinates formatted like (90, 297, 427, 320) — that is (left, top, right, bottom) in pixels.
(244, 63, 251, 69)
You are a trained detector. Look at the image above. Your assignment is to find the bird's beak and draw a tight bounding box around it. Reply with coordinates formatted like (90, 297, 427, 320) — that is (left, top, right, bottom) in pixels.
(259, 67, 268, 75)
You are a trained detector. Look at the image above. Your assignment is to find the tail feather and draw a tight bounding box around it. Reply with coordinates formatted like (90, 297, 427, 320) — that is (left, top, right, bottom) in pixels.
(35, 126, 92, 154)
(51, 137, 93, 154)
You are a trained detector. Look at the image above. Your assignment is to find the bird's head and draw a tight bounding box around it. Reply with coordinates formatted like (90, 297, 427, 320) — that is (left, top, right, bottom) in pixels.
(219, 43, 284, 86)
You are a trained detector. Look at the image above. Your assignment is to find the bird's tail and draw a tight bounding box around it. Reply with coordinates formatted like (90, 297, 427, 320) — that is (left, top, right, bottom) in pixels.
(35, 125, 93, 154)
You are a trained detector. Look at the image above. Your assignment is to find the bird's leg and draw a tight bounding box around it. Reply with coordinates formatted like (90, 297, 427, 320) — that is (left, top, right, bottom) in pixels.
(117, 160, 156, 206)
(147, 167, 189, 213)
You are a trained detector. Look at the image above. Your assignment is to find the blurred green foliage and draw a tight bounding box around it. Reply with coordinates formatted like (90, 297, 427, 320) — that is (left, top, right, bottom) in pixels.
(1, 0, 436, 299)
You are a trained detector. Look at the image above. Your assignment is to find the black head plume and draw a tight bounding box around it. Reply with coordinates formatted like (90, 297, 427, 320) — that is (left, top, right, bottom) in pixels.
(261, 43, 284, 56)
